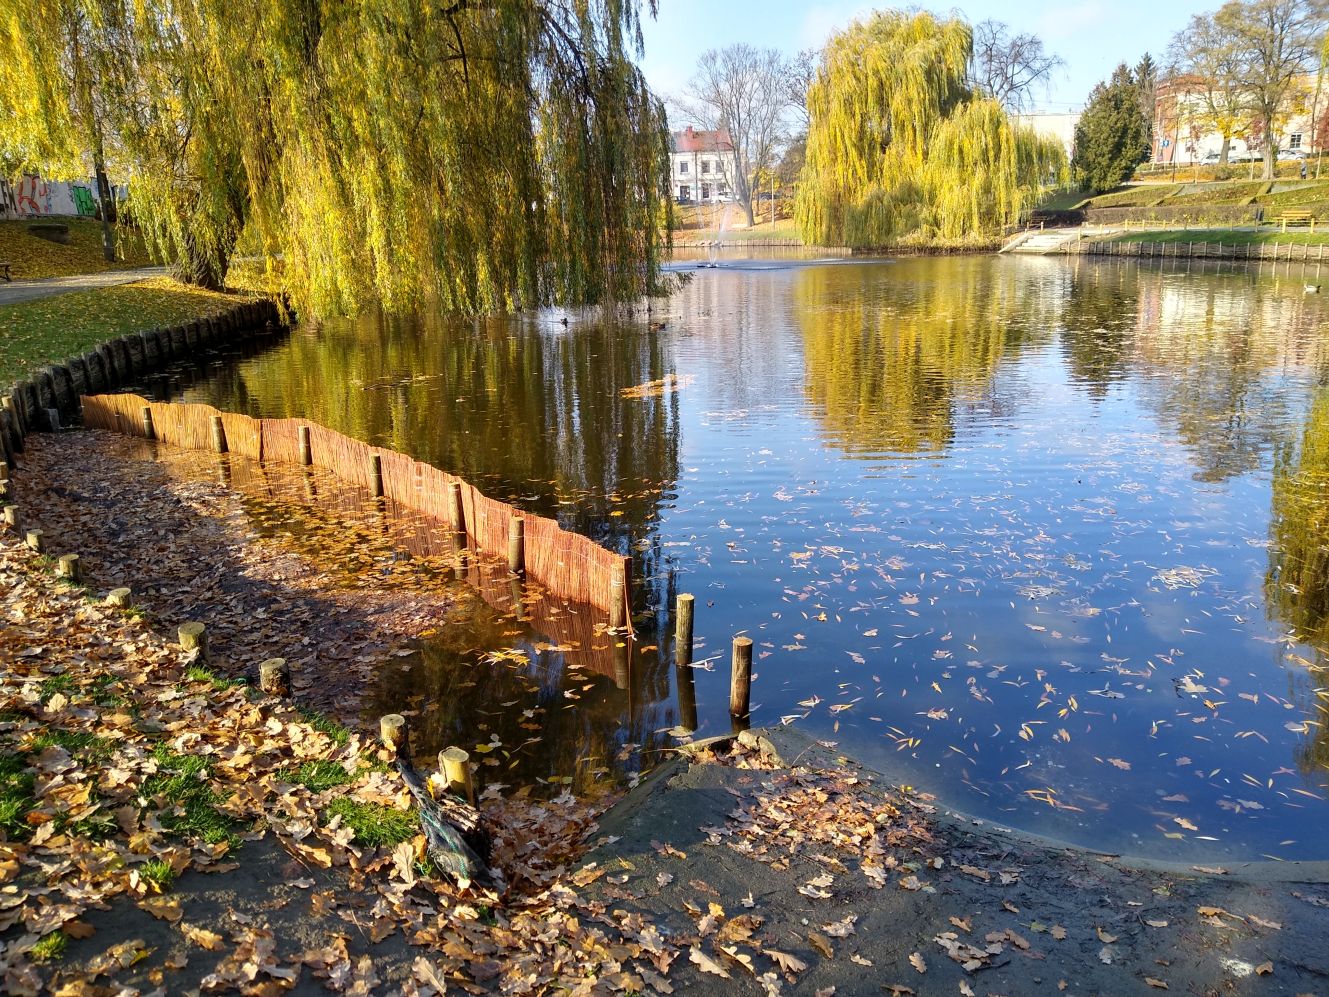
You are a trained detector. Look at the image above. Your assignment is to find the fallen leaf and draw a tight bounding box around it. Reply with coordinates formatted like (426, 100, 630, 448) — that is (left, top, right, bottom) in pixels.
(909, 951, 926, 974)
(689, 947, 730, 979)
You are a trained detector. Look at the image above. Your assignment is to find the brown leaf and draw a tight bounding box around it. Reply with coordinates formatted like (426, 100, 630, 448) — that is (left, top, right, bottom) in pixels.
(909, 951, 926, 974)
(688, 947, 730, 979)
(181, 923, 225, 951)
(1096, 927, 1118, 944)
(808, 932, 834, 959)
(1255, 961, 1273, 976)
(1144, 978, 1168, 990)
(1050, 925, 1067, 940)
(767, 950, 807, 975)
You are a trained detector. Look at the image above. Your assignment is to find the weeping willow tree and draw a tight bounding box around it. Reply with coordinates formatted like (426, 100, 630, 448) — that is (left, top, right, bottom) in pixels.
(795, 10, 1065, 248)
(0, 0, 671, 316)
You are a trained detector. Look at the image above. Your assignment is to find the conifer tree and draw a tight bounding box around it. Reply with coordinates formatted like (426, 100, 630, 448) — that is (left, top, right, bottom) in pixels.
(1071, 64, 1151, 193)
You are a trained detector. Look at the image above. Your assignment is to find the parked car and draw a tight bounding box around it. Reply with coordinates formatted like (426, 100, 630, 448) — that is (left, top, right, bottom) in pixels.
(1277, 149, 1307, 161)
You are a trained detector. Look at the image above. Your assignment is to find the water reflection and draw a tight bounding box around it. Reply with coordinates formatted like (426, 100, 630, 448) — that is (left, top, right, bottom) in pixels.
(148, 254, 1329, 859)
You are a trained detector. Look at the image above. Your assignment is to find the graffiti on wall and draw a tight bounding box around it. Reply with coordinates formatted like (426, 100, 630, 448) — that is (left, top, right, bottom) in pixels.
(0, 176, 100, 219)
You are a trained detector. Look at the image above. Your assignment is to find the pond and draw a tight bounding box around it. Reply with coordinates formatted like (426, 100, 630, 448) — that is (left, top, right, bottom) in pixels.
(159, 253, 1329, 861)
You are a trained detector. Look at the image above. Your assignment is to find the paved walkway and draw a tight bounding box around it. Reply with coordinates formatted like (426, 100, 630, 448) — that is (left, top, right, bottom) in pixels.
(0, 266, 168, 305)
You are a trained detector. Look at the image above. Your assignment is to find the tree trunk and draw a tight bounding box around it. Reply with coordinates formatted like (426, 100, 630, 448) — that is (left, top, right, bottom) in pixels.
(93, 158, 115, 262)
(1262, 112, 1275, 180)
(1219, 135, 1231, 164)
(179, 230, 233, 291)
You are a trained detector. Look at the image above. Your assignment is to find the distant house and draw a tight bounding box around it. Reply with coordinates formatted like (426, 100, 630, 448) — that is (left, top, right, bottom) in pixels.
(1150, 74, 1322, 164)
(671, 126, 739, 204)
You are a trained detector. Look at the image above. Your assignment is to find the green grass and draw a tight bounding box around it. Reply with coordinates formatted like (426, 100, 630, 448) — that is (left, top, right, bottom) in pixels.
(141, 745, 237, 847)
(29, 930, 68, 963)
(0, 751, 36, 841)
(25, 728, 118, 765)
(38, 674, 77, 701)
(1035, 188, 1090, 212)
(139, 858, 176, 891)
(0, 218, 154, 281)
(1110, 228, 1329, 246)
(276, 759, 355, 792)
(184, 665, 247, 692)
(295, 707, 351, 747)
(325, 798, 418, 849)
(0, 276, 244, 384)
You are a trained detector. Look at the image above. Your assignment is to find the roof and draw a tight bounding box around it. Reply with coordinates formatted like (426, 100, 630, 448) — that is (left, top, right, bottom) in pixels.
(671, 126, 735, 154)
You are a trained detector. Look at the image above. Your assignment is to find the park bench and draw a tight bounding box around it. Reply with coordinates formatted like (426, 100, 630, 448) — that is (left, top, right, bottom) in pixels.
(0, 262, 11, 282)
(1277, 210, 1316, 232)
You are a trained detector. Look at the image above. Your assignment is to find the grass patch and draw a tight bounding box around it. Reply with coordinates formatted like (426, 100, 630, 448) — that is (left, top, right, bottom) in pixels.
(29, 930, 68, 963)
(139, 858, 176, 892)
(0, 752, 36, 841)
(325, 798, 417, 849)
(25, 727, 118, 765)
(184, 665, 247, 691)
(276, 760, 355, 792)
(0, 218, 154, 281)
(0, 276, 243, 384)
(1035, 187, 1089, 212)
(38, 674, 77, 701)
(141, 745, 237, 847)
(295, 706, 351, 747)
(1110, 228, 1329, 246)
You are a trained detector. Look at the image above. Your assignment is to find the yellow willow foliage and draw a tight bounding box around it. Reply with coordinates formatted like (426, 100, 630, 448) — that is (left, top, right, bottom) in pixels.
(0, 0, 672, 316)
(796, 10, 1064, 248)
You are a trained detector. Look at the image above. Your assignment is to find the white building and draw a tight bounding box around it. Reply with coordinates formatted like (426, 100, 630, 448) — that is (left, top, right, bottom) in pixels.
(671, 126, 739, 204)
(1151, 74, 1322, 164)
(1013, 112, 1080, 158)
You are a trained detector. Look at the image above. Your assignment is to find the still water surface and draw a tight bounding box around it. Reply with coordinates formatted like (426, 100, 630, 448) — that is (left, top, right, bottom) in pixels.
(170, 254, 1329, 860)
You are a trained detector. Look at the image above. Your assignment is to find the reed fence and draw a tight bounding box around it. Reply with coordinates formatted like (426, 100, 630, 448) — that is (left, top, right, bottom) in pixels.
(82, 393, 632, 620)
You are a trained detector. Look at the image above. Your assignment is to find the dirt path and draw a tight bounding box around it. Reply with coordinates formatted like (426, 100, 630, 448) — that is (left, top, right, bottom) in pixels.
(0, 267, 168, 305)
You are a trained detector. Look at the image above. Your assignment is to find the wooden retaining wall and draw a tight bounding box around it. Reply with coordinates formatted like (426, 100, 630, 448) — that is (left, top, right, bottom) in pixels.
(1077, 239, 1329, 263)
(81, 393, 632, 620)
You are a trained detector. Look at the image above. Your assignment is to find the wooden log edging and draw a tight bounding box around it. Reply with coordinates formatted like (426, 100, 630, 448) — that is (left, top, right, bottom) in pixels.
(1074, 237, 1329, 263)
(80, 391, 634, 619)
(1, 297, 286, 450)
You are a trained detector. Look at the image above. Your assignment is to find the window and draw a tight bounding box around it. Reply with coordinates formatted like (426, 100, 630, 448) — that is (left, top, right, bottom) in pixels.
(701, 160, 712, 174)
(678, 160, 689, 174)
(701, 182, 712, 199)
(678, 185, 690, 201)
(1289, 133, 1302, 149)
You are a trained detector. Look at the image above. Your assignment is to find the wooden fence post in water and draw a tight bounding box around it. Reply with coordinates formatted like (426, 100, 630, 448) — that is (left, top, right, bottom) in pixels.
(439, 747, 474, 804)
(609, 574, 627, 631)
(25, 529, 44, 554)
(730, 636, 753, 719)
(211, 416, 228, 454)
(259, 657, 291, 696)
(141, 406, 156, 441)
(446, 481, 466, 552)
(298, 426, 312, 466)
(508, 516, 525, 575)
(178, 622, 208, 661)
(369, 454, 384, 498)
(675, 593, 695, 666)
(106, 587, 133, 608)
(57, 554, 81, 583)
(380, 714, 409, 757)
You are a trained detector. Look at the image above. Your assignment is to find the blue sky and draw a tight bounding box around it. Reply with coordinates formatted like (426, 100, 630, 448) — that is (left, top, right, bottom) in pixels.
(638, 0, 1216, 114)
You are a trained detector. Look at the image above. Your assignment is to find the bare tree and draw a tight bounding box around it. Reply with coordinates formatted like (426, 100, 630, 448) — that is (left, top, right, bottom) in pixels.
(1168, 14, 1251, 163)
(968, 20, 1063, 112)
(1218, 0, 1327, 179)
(786, 48, 817, 130)
(679, 45, 789, 227)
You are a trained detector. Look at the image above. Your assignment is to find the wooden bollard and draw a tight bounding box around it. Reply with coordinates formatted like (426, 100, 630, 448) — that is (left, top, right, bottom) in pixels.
(730, 636, 753, 719)
(380, 714, 409, 757)
(178, 621, 208, 660)
(43, 408, 61, 432)
(210, 415, 228, 454)
(57, 554, 81, 582)
(369, 454, 384, 498)
(25, 529, 44, 553)
(609, 574, 627, 631)
(439, 746, 474, 804)
(508, 516, 525, 575)
(298, 426, 312, 466)
(141, 406, 156, 440)
(105, 587, 133, 608)
(3, 505, 20, 532)
(1, 409, 19, 458)
(0, 461, 8, 483)
(675, 593, 695, 666)
(446, 481, 464, 538)
(259, 657, 290, 696)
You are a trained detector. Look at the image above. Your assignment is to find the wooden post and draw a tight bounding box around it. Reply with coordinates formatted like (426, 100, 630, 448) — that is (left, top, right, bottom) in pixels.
(675, 593, 695, 666)
(44, 408, 61, 432)
(106, 587, 133, 608)
(25, 529, 44, 554)
(730, 636, 753, 719)
(298, 426, 312, 466)
(369, 454, 384, 497)
(439, 747, 474, 804)
(3, 505, 19, 532)
(141, 406, 156, 440)
(508, 577, 527, 621)
(178, 621, 208, 660)
(508, 516, 525, 575)
(380, 713, 409, 757)
(446, 481, 465, 548)
(259, 657, 290, 696)
(211, 415, 228, 454)
(0, 461, 8, 484)
(57, 554, 81, 582)
(609, 574, 627, 631)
